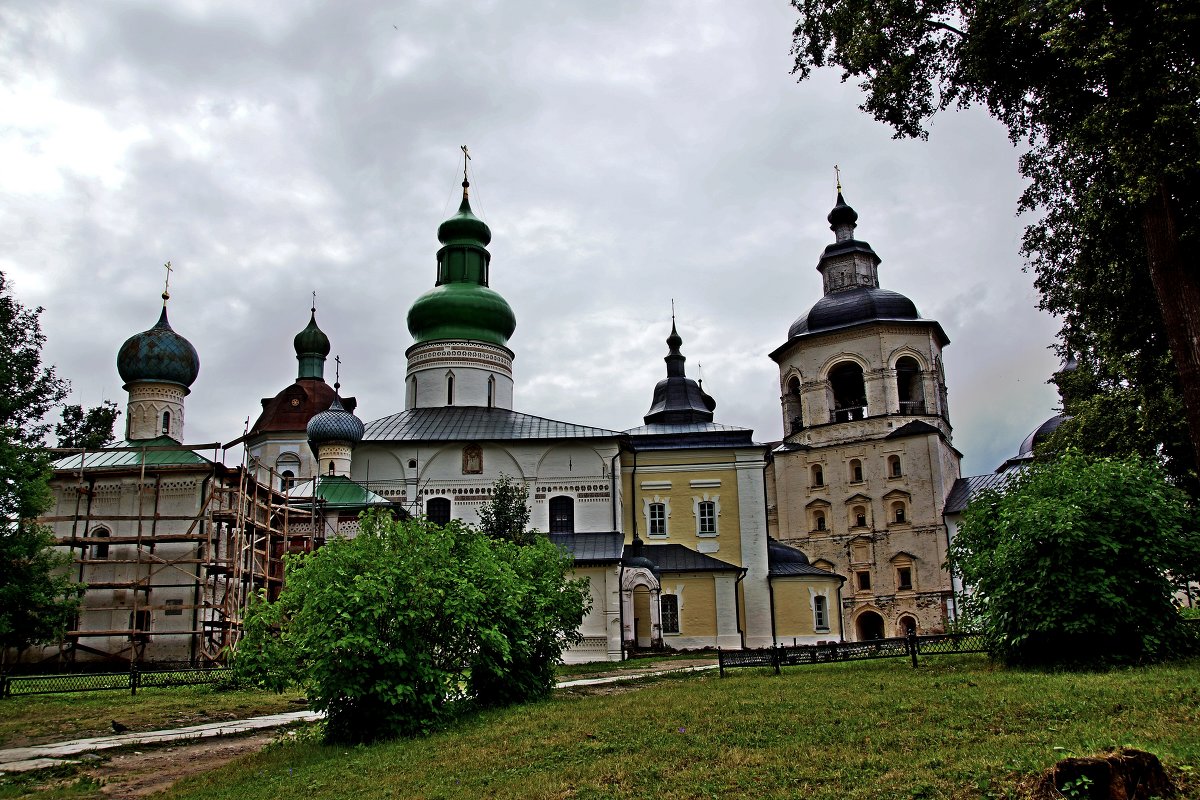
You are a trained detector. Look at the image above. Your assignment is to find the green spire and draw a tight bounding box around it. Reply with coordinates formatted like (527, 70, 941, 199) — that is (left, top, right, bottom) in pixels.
(407, 175, 516, 347)
(294, 307, 330, 380)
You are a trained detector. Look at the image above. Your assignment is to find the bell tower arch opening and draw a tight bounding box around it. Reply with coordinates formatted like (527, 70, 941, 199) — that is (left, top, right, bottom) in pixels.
(828, 361, 866, 422)
(895, 356, 924, 414)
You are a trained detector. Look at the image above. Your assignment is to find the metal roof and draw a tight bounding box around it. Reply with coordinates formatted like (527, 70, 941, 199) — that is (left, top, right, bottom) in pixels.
(549, 531, 624, 564)
(363, 406, 622, 442)
(944, 471, 1019, 514)
(286, 475, 392, 509)
(53, 437, 213, 471)
(626, 543, 740, 573)
(886, 420, 943, 439)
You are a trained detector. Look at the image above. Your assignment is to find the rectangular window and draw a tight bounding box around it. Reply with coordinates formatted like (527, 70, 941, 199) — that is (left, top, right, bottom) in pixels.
(813, 595, 829, 631)
(164, 599, 184, 616)
(660, 594, 680, 634)
(897, 567, 913, 591)
(856, 571, 872, 591)
(698, 501, 716, 535)
(649, 503, 666, 536)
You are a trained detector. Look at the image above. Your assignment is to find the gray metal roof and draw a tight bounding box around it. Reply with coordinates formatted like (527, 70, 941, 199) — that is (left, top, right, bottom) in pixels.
(944, 472, 1018, 514)
(549, 532, 624, 564)
(626, 543, 740, 573)
(363, 407, 622, 442)
(622, 422, 752, 436)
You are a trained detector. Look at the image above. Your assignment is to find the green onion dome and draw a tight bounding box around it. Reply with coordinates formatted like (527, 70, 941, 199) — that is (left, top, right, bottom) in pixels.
(407, 191, 515, 347)
(294, 310, 330, 358)
(307, 396, 364, 450)
(117, 307, 200, 389)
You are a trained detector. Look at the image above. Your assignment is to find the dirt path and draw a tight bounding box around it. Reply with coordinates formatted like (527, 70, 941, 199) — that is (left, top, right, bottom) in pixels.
(89, 732, 275, 798)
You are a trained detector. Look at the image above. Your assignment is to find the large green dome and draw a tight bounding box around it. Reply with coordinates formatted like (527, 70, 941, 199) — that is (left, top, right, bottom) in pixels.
(407, 187, 515, 347)
(407, 283, 516, 346)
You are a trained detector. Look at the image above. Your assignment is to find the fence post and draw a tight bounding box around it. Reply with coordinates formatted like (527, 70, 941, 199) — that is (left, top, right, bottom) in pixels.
(0, 672, 8, 699)
(130, 664, 140, 696)
(772, 645, 781, 675)
(907, 630, 919, 668)
(717, 647, 724, 678)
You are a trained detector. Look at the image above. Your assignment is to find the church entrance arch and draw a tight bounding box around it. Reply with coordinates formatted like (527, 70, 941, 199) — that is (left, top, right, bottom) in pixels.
(621, 566, 661, 650)
(855, 610, 885, 641)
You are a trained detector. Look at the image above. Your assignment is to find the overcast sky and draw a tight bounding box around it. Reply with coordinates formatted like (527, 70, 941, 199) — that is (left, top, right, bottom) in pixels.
(2, 1, 1062, 477)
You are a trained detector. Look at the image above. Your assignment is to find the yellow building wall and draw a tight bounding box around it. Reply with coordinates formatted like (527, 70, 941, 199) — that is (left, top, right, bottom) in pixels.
(620, 449, 744, 567)
(659, 573, 719, 638)
(772, 578, 842, 641)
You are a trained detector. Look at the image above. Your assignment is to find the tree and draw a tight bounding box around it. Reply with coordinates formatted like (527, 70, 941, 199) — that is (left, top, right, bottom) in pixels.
(949, 451, 1200, 667)
(477, 473, 533, 545)
(790, 2, 1200, 482)
(56, 401, 120, 450)
(233, 509, 589, 742)
(0, 273, 80, 662)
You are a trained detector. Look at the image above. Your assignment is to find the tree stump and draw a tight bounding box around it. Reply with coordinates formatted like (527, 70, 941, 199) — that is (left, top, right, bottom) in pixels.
(1035, 749, 1173, 800)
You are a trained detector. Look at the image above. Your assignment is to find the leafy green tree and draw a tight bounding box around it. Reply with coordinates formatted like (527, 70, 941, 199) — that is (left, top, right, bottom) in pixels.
(233, 509, 589, 742)
(55, 401, 120, 450)
(790, 2, 1200, 481)
(476, 473, 533, 545)
(0, 273, 80, 662)
(949, 451, 1200, 667)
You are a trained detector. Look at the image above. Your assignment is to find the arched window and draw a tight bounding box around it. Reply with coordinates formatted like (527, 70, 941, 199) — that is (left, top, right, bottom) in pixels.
(648, 502, 667, 536)
(899, 616, 917, 635)
(888, 455, 902, 477)
(549, 495, 574, 533)
(446, 373, 455, 405)
(813, 511, 826, 531)
(328, 461, 336, 474)
(90, 527, 110, 560)
(852, 505, 867, 528)
(849, 459, 864, 483)
(811, 464, 824, 487)
(896, 356, 924, 414)
(280, 470, 295, 491)
(161, 410, 171, 435)
(487, 375, 496, 408)
(829, 361, 867, 422)
(426, 497, 451, 525)
(786, 376, 803, 434)
(892, 502, 907, 524)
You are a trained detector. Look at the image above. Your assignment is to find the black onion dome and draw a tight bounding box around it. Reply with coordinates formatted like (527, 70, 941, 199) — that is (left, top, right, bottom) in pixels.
(117, 307, 200, 388)
(788, 286, 920, 339)
(827, 192, 859, 227)
(643, 322, 716, 425)
(1018, 413, 1067, 456)
(307, 396, 365, 449)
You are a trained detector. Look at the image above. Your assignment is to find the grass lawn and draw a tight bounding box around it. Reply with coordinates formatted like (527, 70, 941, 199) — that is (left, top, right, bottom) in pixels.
(155, 655, 1200, 800)
(555, 651, 716, 679)
(0, 685, 308, 749)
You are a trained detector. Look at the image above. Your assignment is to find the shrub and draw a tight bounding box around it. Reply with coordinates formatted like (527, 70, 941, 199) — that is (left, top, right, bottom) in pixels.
(950, 450, 1200, 668)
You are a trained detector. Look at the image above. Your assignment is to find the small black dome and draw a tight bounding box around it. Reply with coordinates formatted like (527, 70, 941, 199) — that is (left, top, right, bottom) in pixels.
(1018, 413, 1067, 456)
(767, 538, 810, 565)
(827, 192, 858, 227)
(788, 286, 920, 339)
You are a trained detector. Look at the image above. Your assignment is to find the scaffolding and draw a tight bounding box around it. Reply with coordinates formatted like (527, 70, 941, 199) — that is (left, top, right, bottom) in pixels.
(41, 441, 320, 667)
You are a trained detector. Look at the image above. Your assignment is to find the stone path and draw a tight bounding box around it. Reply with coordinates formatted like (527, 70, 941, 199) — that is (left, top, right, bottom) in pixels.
(0, 661, 719, 774)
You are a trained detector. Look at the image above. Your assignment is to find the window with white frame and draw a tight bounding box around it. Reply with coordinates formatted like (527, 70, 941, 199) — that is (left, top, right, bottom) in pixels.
(648, 502, 667, 536)
(698, 501, 716, 534)
(660, 594, 680, 634)
(813, 594, 829, 631)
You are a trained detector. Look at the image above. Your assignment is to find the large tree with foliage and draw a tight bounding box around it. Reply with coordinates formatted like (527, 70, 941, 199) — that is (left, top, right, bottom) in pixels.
(950, 451, 1199, 667)
(233, 509, 588, 742)
(790, 1, 1200, 485)
(0, 273, 81, 662)
(56, 401, 120, 450)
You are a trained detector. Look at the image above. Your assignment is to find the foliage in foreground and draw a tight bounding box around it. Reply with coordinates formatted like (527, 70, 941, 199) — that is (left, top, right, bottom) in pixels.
(161, 655, 1200, 800)
(54, 401, 120, 450)
(233, 510, 588, 743)
(951, 451, 1200, 668)
(0, 272, 80, 661)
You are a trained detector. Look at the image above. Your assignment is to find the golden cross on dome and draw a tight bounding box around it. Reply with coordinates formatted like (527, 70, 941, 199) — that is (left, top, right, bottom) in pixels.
(161, 261, 173, 304)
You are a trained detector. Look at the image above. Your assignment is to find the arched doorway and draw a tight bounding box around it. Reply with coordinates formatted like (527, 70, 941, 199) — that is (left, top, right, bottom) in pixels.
(855, 610, 885, 640)
(898, 615, 917, 637)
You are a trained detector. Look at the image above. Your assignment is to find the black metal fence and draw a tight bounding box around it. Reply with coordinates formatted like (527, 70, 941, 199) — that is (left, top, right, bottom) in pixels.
(718, 631, 988, 676)
(0, 664, 232, 698)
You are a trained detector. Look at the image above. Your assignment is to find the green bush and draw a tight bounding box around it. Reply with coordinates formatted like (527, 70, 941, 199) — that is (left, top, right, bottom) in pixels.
(232, 509, 588, 742)
(950, 450, 1200, 668)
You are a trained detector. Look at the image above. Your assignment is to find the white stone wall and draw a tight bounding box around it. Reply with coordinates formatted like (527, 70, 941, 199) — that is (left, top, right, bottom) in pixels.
(405, 340, 515, 410)
(125, 382, 186, 441)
